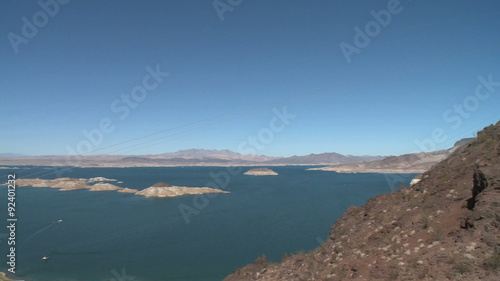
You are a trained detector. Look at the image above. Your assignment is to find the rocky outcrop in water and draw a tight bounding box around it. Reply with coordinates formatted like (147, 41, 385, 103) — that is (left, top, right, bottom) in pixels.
(244, 168, 278, 176)
(0, 272, 13, 281)
(87, 177, 118, 182)
(13, 178, 95, 191)
(136, 183, 228, 198)
(87, 183, 123, 191)
(6, 178, 228, 198)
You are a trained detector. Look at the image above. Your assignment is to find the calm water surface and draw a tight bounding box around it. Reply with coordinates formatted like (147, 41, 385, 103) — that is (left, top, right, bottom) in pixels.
(0, 166, 416, 281)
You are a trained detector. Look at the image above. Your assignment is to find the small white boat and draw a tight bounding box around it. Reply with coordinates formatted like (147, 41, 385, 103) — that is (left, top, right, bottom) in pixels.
(57, 219, 63, 223)
(42, 256, 49, 261)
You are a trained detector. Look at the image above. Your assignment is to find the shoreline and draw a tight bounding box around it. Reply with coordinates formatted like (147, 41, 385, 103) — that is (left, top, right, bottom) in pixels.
(0, 164, 424, 174)
(307, 167, 425, 174)
(0, 163, 325, 168)
(0, 272, 12, 281)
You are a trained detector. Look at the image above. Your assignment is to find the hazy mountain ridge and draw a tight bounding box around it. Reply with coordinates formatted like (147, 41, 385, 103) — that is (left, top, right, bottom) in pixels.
(264, 152, 385, 165)
(157, 148, 279, 162)
(0, 153, 27, 157)
(0, 140, 471, 168)
(0, 149, 384, 167)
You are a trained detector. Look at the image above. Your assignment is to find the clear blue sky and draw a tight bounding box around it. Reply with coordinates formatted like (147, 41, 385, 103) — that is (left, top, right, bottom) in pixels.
(1, 0, 499, 157)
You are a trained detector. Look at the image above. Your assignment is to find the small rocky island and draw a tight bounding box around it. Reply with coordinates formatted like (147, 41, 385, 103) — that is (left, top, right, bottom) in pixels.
(243, 168, 278, 176)
(11, 177, 121, 191)
(4, 178, 228, 198)
(136, 182, 228, 198)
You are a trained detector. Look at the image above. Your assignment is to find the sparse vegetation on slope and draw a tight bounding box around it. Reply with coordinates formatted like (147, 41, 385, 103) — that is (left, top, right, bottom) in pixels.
(225, 122, 500, 281)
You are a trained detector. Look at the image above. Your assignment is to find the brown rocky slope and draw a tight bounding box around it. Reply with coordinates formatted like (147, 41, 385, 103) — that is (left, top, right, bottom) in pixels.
(225, 122, 500, 281)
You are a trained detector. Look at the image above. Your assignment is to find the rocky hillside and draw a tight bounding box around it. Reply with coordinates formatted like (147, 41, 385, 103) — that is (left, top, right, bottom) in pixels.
(225, 123, 500, 281)
(311, 138, 475, 173)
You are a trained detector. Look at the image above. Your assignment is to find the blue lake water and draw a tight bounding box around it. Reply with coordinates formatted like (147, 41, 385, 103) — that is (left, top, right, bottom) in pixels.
(0, 166, 416, 281)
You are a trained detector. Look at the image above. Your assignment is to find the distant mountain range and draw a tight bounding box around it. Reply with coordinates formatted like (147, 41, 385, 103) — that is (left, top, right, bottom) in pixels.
(265, 153, 384, 165)
(0, 148, 385, 167)
(0, 153, 27, 157)
(0, 140, 474, 169)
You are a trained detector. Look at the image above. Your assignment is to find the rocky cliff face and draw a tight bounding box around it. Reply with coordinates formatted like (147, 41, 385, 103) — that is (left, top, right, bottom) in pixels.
(225, 122, 500, 281)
